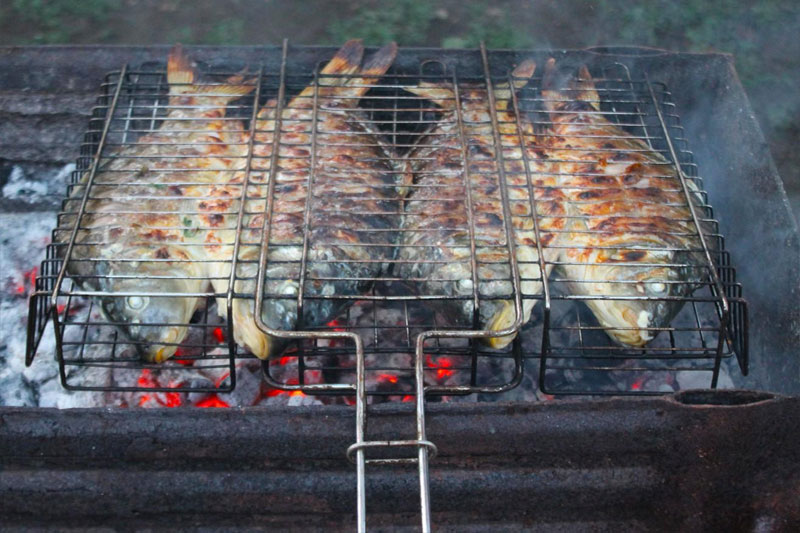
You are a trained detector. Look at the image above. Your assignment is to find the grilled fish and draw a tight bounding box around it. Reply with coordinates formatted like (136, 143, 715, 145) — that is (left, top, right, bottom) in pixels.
(397, 60, 564, 348)
(59, 45, 254, 362)
(540, 59, 709, 346)
(209, 40, 405, 359)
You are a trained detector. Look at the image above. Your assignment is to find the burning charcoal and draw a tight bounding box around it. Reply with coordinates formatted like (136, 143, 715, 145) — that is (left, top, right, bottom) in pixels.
(218, 363, 263, 407)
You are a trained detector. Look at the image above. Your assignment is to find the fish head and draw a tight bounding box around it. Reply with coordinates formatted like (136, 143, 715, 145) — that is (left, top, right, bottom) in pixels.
(580, 251, 695, 347)
(224, 295, 289, 361)
(96, 259, 202, 363)
(228, 277, 300, 360)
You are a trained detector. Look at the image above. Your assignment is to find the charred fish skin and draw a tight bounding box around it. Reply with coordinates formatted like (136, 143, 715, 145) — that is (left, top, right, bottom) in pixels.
(398, 60, 559, 348)
(540, 59, 709, 347)
(57, 45, 255, 362)
(215, 40, 404, 360)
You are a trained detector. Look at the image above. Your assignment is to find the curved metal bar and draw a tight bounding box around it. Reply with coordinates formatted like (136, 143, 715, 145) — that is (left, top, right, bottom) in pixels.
(346, 439, 438, 463)
(644, 72, 730, 388)
(50, 64, 128, 387)
(451, 73, 482, 334)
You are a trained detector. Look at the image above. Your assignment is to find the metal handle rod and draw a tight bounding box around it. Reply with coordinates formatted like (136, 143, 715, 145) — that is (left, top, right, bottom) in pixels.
(451, 73, 482, 325)
(506, 69, 556, 391)
(226, 62, 264, 313)
(415, 333, 432, 533)
(479, 42, 525, 338)
(355, 323, 367, 533)
(645, 74, 729, 387)
(221, 62, 265, 385)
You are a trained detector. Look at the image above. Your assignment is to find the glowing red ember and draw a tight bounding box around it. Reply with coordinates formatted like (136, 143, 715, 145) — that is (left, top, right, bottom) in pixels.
(426, 354, 454, 380)
(135, 369, 183, 407)
(195, 394, 230, 408)
(631, 376, 647, 391)
(173, 348, 194, 366)
(326, 319, 345, 331)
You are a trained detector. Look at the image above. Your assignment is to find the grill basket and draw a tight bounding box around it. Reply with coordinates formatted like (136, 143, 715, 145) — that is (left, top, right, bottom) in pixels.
(27, 44, 747, 399)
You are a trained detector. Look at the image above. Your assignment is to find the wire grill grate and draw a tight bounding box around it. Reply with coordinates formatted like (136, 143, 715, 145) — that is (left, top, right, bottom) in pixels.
(27, 45, 747, 398)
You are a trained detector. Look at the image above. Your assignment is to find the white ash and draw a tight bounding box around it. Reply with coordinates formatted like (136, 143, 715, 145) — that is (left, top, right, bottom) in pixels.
(0, 212, 102, 407)
(2, 163, 75, 205)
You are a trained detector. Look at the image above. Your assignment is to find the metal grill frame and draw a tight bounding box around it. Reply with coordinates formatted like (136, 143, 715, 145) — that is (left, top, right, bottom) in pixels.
(25, 41, 748, 396)
(24, 41, 750, 531)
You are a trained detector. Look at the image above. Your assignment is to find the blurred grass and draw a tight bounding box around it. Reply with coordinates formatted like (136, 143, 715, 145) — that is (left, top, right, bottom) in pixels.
(327, 0, 434, 46)
(7, 0, 121, 43)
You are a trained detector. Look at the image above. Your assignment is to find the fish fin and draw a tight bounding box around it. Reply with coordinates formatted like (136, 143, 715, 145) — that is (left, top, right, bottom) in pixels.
(168, 44, 255, 103)
(290, 39, 365, 103)
(167, 44, 195, 87)
(494, 59, 536, 111)
(404, 82, 456, 109)
(573, 65, 600, 110)
(338, 42, 398, 101)
(542, 58, 600, 112)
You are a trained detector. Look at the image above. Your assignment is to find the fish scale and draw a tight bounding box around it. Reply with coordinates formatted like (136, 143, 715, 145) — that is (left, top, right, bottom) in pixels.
(210, 40, 406, 360)
(58, 45, 255, 362)
(398, 60, 567, 348)
(540, 59, 709, 346)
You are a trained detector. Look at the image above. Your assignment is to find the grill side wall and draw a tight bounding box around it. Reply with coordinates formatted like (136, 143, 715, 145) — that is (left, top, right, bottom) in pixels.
(1, 396, 799, 529)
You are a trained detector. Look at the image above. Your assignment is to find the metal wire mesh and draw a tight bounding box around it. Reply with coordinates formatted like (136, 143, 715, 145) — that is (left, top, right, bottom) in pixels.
(26, 46, 747, 397)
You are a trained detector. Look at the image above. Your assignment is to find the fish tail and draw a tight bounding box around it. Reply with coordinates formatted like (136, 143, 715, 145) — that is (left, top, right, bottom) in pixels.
(312, 41, 398, 107)
(167, 44, 196, 87)
(290, 39, 365, 103)
(542, 58, 600, 113)
(494, 59, 536, 112)
(320, 38, 365, 78)
(574, 65, 600, 108)
(408, 59, 535, 112)
(338, 42, 398, 100)
(404, 82, 456, 109)
(167, 44, 255, 104)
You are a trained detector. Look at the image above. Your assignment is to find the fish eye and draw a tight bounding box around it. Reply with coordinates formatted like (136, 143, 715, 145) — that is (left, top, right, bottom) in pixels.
(282, 284, 299, 296)
(649, 282, 667, 294)
(126, 296, 149, 310)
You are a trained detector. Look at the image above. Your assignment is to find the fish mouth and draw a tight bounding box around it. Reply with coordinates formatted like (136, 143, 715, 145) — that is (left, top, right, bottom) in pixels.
(589, 303, 657, 347)
(150, 328, 182, 363)
(97, 270, 203, 363)
(482, 299, 536, 349)
(230, 296, 285, 360)
(483, 300, 517, 349)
